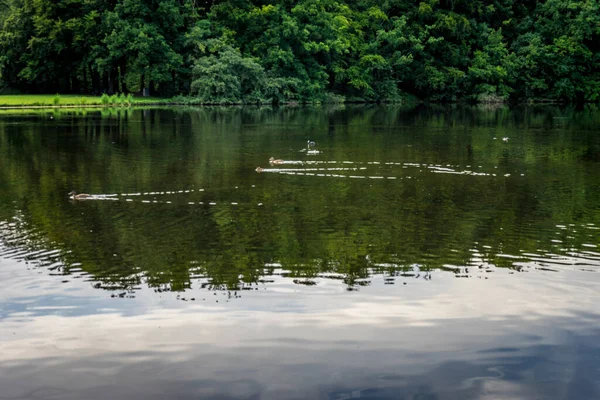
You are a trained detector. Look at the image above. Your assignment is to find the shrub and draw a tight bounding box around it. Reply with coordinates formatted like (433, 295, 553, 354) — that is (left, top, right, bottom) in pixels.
(324, 93, 346, 104)
(101, 93, 110, 106)
(191, 46, 267, 104)
(52, 94, 60, 106)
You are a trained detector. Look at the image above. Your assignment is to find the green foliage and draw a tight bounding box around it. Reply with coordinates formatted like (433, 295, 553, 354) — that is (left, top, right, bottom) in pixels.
(0, 0, 598, 102)
(467, 29, 513, 102)
(101, 93, 110, 105)
(53, 94, 60, 106)
(191, 46, 266, 104)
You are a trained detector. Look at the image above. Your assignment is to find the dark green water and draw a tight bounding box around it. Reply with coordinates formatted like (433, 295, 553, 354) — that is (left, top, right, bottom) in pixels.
(1, 105, 600, 399)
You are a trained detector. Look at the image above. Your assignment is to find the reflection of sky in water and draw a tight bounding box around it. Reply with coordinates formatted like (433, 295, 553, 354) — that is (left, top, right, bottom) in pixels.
(1, 106, 600, 399)
(2, 253, 600, 399)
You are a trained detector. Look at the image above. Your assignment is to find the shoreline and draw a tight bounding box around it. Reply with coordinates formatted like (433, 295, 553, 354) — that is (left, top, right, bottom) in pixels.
(0, 97, 593, 110)
(0, 102, 169, 110)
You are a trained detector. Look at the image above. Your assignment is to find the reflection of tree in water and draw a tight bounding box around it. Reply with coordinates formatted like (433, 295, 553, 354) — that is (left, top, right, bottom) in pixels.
(1, 199, 599, 294)
(0, 106, 599, 294)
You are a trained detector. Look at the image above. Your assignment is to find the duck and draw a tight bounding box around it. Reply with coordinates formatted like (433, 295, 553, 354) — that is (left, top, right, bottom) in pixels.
(68, 190, 92, 200)
(269, 157, 284, 165)
(255, 167, 264, 173)
(305, 140, 320, 154)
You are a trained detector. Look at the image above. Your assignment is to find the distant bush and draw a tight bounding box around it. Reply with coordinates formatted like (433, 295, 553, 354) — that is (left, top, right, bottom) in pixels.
(100, 93, 110, 106)
(476, 93, 508, 104)
(126, 93, 134, 106)
(52, 94, 60, 106)
(324, 93, 346, 104)
(170, 95, 195, 104)
(109, 94, 117, 105)
(118, 92, 126, 106)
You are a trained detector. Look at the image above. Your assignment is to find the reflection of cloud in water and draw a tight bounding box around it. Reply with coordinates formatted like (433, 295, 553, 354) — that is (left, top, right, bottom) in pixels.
(1, 264, 600, 399)
(2, 212, 600, 399)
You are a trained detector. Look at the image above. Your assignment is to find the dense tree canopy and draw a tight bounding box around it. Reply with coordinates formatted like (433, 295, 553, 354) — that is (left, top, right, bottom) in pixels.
(1, 0, 599, 102)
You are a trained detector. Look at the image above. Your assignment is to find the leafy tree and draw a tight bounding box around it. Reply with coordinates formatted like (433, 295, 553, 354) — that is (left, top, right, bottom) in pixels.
(467, 29, 514, 102)
(1, 0, 599, 102)
(191, 45, 265, 103)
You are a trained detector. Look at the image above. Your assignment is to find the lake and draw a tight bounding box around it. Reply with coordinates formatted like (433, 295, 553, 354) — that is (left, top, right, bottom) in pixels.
(1, 105, 600, 400)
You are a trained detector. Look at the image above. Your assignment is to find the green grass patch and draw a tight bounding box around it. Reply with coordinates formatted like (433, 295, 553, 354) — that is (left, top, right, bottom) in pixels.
(0, 94, 169, 107)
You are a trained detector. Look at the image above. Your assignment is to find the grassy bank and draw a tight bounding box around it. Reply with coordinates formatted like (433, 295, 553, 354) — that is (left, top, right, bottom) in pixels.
(0, 94, 169, 107)
(0, 94, 411, 108)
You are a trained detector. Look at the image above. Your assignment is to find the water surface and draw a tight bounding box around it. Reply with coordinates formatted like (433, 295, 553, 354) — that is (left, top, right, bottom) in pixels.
(1, 105, 600, 399)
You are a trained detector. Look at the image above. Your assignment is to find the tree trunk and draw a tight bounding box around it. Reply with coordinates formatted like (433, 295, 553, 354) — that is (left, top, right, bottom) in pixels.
(102, 72, 109, 94)
(91, 69, 100, 95)
(108, 69, 114, 94)
(140, 71, 150, 97)
(72, 74, 80, 94)
(120, 59, 127, 93)
(82, 66, 88, 94)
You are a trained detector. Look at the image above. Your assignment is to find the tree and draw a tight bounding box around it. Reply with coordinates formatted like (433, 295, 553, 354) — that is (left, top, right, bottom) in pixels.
(0, 0, 599, 102)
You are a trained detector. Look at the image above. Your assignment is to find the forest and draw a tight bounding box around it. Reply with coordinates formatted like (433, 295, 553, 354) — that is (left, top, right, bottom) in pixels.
(0, 0, 599, 104)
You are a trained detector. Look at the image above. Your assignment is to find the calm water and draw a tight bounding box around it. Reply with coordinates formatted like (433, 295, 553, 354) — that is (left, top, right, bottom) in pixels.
(1, 105, 600, 399)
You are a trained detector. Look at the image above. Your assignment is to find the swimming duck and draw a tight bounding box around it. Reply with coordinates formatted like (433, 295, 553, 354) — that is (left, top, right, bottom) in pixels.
(269, 157, 284, 165)
(305, 140, 321, 154)
(68, 190, 92, 200)
(255, 167, 264, 173)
